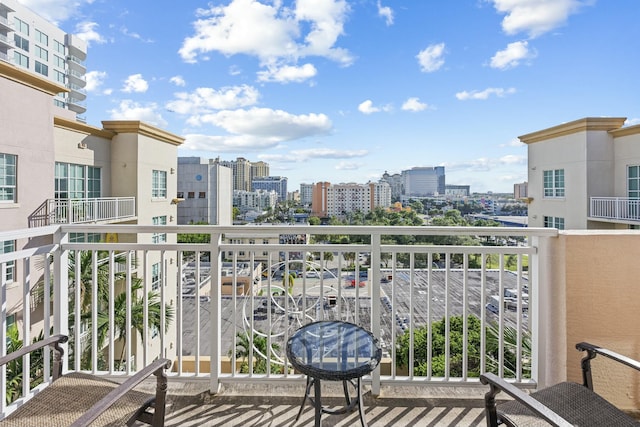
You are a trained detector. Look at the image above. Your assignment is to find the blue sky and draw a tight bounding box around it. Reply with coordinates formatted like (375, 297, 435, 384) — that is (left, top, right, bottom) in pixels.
(18, 0, 640, 193)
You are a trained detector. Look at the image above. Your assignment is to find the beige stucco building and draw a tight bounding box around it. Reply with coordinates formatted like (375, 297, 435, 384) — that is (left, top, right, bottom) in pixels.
(0, 61, 183, 367)
(522, 117, 640, 230)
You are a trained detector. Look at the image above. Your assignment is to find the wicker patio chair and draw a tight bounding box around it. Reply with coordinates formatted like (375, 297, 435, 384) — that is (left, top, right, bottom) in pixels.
(0, 334, 171, 427)
(480, 342, 640, 426)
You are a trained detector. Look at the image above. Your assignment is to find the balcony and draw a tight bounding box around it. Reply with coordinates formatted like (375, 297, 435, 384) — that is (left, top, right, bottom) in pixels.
(1, 224, 639, 425)
(589, 197, 640, 224)
(28, 197, 136, 227)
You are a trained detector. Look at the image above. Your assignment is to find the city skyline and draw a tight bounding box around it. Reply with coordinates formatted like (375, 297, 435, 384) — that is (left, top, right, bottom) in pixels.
(16, 0, 640, 193)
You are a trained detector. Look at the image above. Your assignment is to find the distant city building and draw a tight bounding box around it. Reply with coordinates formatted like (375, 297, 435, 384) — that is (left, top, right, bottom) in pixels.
(177, 157, 233, 225)
(251, 176, 287, 201)
(380, 171, 404, 200)
(219, 157, 252, 191)
(288, 190, 300, 202)
(514, 182, 528, 199)
(250, 161, 269, 181)
(233, 189, 277, 213)
(1, 0, 88, 118)
(402, 166, 445, 197)
(445, 185, 470, 197)
(311, 181, 391, 218)
(300, 183, 314, 206)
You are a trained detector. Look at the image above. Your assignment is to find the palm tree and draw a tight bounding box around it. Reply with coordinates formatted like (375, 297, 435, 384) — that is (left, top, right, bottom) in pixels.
(90, 280, 174, 369)
(230, 331, 281, 374)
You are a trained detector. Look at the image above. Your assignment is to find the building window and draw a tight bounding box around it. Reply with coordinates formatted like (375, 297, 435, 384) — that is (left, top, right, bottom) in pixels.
(54, 99, 65, 108)
(152, 170, 167, 198)
(0, 154, 17, 203)
(14, 17, 29, 35)
(199, 192, 206, 198)
(13, 51, 28, 68)
(35, 45, 48, 61)
(54, 40, 64, 54)
(1, 240, 15, 283)
(188, 192, 195, 199)
(55, 163, 101, 199)
(14, 34, 29, 51)
(54, 70, 65, 84)
(87, 167, 100, 198)
(544, 216, 565, 230)
(177, 192, 184, 198)
(54, 55, 65, 69)
(543, 169, 565, 198)
(36, 29, 48, 46)
(152, 216, 167, 243)
(151, 262, 162, 291)
(35, 61, 48, 76)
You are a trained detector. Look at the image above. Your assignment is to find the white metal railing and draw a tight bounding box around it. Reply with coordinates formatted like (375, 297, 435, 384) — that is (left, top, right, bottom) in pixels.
(42, 197, 136, 225)
(0, 224, 559, 416)
(590, 197, 640, 222)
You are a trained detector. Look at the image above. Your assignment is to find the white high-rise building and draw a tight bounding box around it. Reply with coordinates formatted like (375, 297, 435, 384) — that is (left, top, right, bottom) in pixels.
(0, 0, 87, 118)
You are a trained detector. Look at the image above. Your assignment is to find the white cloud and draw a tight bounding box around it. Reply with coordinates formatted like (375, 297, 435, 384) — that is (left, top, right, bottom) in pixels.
(166, 85, 260, 116)
(122, 74, 149, 93)
(501, 138, 525, 148)
(401, 97, 428, 112)
(441, 155, 527, 172)
(179, 0, 352, 73)
(416, 43, 446, 73)
(85, 71, 107, 92)
(75, 21, 106, 46)
(257, 63, 317, 83)
(18, 0, 93, 24)
(490, 0, 589, 38)
(259, 148, 368, 163)
(194, 107, 332, 141)
(108, 100, 167, 128)
(335, 161, 363, 171)
(358, 100, 378, 114)
(490, 40, 536, 69)
(455, 87, 516, 100)
(377, 1, 394, 26)
(358, 100, 392, 114)
(170, 76, 187, 87)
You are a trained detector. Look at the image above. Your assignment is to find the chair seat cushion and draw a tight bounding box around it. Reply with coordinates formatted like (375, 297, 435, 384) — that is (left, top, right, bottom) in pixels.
(498, 381, 640, 427)
(0, 372, 154, 427)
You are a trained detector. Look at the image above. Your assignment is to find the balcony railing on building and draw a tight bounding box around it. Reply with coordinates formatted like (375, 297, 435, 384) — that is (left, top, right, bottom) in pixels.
(0, 223, 562, 419)
(28, 197, 136, 227)
(589, 196, 640, 223)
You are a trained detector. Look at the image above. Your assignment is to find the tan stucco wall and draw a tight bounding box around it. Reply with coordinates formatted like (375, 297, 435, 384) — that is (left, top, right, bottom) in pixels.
(559, 231, 640, 410)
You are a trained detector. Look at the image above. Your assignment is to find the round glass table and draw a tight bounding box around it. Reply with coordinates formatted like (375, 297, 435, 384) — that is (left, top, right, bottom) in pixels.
(286, 320, 382, 427)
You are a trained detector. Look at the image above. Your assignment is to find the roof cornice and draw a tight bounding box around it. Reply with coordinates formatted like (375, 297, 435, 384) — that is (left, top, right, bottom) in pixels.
(101, 120, 184, 146)
(54, 116, 115, 138)
(609, 124, 640, 138)
(518, 117, 627, 144)
(0, 60, 68, 95)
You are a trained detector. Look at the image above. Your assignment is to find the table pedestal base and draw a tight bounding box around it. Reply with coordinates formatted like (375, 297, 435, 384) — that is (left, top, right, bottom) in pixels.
(292, 375, 368, 427)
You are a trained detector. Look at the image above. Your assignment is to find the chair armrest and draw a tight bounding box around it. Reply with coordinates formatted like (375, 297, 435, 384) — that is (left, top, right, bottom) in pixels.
(480, 373, 573, 427)
(0, 334, 67, 380)
(0, 334, 67, 367)
(576, 342, 640, 390)
(69, 358, 172, 427)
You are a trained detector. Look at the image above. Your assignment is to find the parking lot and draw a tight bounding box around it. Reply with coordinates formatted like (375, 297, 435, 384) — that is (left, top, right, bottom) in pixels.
(181, 268, 529, 361)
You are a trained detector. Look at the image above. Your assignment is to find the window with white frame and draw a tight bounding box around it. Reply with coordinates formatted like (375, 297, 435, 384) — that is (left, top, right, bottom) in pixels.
(14, 17, 29, 35)
(55, 163, 101, 199)
(54, 40, 64, 54)
(151, 262, 162, 291)
(543, 169, 565, 198)
(35, 45, 48, 60)
(152, 170, 167, 198)
(628, 166, 640, 198)
(152, 216, 167, 243)
(1, 240, 15, 283)
(544, 216, 564, 230)
(0, 154, 16, 203)
(35, 61, 48, 76)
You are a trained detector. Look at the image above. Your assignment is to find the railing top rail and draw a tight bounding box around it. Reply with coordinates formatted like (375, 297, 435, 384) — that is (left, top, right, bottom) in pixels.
(56, 224, 558, 238)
